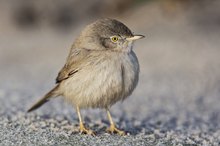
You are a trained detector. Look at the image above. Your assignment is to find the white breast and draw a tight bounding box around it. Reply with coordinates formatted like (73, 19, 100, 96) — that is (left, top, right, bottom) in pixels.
(61, 51, 139, 109)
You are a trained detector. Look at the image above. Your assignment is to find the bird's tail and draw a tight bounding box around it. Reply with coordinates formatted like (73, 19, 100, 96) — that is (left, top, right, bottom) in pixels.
(27, 85, 60, 112)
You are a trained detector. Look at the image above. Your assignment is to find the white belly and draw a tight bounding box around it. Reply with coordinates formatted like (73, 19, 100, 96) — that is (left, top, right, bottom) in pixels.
(60, 51, 139, 109)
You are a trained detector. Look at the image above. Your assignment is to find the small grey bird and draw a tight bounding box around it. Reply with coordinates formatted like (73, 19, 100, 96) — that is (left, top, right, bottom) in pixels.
(28, 18, 144, 135)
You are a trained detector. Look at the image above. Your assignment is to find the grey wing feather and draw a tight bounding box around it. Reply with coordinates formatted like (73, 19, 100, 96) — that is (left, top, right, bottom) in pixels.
(56, 48, 89, 83)
(27, 85, 59, 112)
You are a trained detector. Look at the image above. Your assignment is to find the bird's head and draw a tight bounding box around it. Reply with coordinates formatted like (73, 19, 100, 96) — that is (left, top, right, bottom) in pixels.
(75, 18, 145, 52)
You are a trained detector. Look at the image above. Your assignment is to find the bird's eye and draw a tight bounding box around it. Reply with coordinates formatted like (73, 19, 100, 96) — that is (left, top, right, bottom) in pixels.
(110, 36, 119, 42)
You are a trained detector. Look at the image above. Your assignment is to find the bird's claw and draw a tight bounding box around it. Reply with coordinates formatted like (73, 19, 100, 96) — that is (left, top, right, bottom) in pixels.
(106, 125, 126, 136)
(79, 123, 95, 136)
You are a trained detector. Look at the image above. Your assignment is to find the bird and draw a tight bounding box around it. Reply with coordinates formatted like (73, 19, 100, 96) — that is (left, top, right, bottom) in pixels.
(28, 18, 144, 136)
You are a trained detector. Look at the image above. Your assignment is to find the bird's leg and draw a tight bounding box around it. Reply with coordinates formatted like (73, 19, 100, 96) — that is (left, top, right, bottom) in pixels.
(76, 106, 95, 135)
(106, 109, 125, 136)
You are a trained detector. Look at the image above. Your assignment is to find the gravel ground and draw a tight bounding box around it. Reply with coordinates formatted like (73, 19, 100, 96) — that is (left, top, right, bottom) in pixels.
(1, 2, 220, 146)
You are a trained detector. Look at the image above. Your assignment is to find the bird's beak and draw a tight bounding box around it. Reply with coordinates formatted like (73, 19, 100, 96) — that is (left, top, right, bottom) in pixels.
(126, 35, 145, 41)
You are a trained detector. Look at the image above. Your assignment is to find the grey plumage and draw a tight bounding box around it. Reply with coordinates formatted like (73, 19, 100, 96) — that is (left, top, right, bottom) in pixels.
(27, 85, 60, 112)
(28, 18, 144, 135)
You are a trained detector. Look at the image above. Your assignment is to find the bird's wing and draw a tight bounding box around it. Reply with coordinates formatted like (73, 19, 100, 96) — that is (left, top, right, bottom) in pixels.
(56, 48, 90, 83)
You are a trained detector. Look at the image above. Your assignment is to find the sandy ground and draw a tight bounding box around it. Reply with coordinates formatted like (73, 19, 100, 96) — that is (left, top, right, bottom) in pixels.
(0, 2, 220, 146)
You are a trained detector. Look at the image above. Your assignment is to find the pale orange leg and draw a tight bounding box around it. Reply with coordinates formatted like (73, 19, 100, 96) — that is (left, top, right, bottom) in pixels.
(106, 109, 125, 136)
(76, 106, 95, 136)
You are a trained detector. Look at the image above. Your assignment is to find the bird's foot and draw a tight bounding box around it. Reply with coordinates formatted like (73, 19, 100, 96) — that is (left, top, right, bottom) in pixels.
(106, 124, 126, 136)
(79, 123, 95, 136)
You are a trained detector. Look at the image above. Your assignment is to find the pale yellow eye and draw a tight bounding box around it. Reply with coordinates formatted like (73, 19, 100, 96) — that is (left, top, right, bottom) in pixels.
(111, 36, 119, 42)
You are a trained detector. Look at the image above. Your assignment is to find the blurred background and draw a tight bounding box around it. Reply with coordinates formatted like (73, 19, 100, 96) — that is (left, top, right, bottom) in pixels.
(0, 0, 220, 127)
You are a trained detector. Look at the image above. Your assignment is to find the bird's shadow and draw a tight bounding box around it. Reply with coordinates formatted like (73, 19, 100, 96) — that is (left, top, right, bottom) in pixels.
(36, 113, 145, 135)
(92, 109, 180, 136)
(28, 108, 191, 136)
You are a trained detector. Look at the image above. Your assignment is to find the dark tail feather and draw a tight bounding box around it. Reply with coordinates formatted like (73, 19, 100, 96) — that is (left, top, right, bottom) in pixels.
(27, 85, 60, 112)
